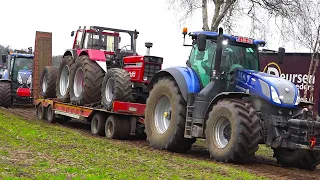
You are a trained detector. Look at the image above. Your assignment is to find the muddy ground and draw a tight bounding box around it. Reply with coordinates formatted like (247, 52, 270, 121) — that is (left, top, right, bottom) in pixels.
(1, 106, 319, 180)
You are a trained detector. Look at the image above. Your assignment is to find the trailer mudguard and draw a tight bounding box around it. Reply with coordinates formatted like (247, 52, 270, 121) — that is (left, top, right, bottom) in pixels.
(149, 67, 201, 101)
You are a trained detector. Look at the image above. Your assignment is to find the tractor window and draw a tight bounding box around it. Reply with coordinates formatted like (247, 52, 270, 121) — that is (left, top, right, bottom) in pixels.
(221, 44, 259, 72)
(75, 30, 83, 49)
(189, 40, 216, 87)
(83, 32, 116, 52)
(12, 57, 33, 81)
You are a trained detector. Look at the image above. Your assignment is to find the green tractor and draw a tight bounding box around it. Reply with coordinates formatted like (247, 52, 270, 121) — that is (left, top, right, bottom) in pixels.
(144, 27, 320, 170)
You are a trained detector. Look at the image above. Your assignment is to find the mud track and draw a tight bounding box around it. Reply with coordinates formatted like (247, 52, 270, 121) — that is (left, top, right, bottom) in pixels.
(1, 106, 319, 180)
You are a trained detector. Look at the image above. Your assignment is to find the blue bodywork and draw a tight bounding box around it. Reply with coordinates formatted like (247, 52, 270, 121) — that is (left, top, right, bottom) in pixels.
(234, 68, 299, 108)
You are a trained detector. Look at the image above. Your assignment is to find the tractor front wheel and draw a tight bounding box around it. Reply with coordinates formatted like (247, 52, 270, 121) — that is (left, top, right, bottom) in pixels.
(101, 68, 132, 110)
(69, 55, 104, 105)
(273, 147, 320, 170)
(144, 77, 195, 153)
(0, 81, 12, 108)
(205, 99, 261, 163)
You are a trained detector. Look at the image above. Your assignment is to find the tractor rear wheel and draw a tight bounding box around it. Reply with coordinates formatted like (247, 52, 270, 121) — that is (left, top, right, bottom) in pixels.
(273, 148, 320, 170)
(101, 68, 132, 110)
(69, 55, 104, 105)
(205, 99, 261, 163)
(56, 56, 74, 102)
(40, 66, 58, 98)
(0, 81, 12, 108)
(144, 77, 196, 153)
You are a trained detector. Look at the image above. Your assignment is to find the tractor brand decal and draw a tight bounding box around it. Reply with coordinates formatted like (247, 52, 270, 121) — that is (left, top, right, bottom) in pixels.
(263, 62, 316, 92)
(237, 71, 251, 83)
(128, 71, 136, 78)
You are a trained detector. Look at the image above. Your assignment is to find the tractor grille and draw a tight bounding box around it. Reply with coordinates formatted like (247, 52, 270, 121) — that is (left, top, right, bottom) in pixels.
(144, 63, 161, 81)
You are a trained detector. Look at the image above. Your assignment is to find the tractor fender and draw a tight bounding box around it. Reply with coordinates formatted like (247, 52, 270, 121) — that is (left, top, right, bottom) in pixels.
(148, 67, 201, 101)
(204, 92, 250, 119)
(63, 49, 78, 59)
(79, 50, 106, 61)
(1, 69, 10, 80)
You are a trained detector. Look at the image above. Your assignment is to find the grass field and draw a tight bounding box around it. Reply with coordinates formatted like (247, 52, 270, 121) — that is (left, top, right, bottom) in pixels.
(0, 109, 271, 180)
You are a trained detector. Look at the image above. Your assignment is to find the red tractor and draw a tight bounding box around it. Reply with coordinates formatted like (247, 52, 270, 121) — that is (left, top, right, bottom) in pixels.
(40, 26, 163, 110)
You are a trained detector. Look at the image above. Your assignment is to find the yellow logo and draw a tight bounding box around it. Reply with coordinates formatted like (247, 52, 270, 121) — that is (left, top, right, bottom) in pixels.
(263, 62, 282, 77)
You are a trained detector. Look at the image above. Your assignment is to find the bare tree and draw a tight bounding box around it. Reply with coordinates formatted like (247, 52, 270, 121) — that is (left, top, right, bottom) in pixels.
(279, 0, 320, 102)
(167, 0, 300, 36)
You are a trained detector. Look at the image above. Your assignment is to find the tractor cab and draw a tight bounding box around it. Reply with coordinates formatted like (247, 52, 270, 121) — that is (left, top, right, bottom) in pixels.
(71, 26, 139, 66)
(182, 28, 270, 88)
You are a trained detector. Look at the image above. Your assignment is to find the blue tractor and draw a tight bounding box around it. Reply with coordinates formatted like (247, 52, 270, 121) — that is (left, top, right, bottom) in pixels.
(144, 28, 320, 170)
(0, 48, 34, 107)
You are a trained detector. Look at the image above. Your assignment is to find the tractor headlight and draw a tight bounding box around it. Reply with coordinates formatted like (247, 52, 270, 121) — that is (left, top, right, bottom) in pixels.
(270, 86, 281, 104)
(17, 74, 23, 84)
(27, 75, 32, 84)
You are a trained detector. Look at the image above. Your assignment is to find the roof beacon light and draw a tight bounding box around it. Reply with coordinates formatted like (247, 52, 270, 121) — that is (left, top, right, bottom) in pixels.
(182, 27, 188, 35)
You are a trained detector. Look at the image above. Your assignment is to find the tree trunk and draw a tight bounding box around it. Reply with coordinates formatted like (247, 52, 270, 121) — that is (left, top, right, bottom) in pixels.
(202, 0, 209, 31)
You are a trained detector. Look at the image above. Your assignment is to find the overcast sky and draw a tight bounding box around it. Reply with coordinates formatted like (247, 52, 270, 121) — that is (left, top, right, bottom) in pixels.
(0, 0, 311, 68)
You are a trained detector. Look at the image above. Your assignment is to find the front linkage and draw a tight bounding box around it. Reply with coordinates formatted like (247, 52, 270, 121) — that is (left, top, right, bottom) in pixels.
(262, 107, 320, 151)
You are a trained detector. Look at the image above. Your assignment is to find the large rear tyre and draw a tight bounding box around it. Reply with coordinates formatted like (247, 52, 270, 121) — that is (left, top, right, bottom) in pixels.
(69, 55, 104, 105)
(40, 66, 58, 98)
(101, 68, 132, 110)
(205, 99, 261, 163)
(0, 82, 12, 108)
(56, 56, 74, 102)
(144, 77, 195, 153)
(273, 148, 320, 170)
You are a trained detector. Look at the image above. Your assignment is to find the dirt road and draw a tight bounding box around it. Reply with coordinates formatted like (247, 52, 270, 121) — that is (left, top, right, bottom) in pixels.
(1, 106, 319, 180)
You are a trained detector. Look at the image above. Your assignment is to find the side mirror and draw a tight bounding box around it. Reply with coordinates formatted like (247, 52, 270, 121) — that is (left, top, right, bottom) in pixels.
(71, 31, 75, 37)
(1, 55, 6, 63)
(278, 47, 285, 64)
(197, 34, 206, 51)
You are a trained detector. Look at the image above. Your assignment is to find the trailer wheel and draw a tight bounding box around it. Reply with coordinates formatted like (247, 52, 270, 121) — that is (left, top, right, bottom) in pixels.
(144, 77, 196, 153)
(205, 99, 261, 163)
(36, 103, 45, 120)
(69, 55, 104, 105)
(46, 105, 56, 123)
(105, 115, 130, 139)
(101, 68, 132, 110)
(273, 148, 320, 170)
(40, 66, 58, 98)
(0, 81, 12, 108)
(91, 113, 107, 136)
(56, 56, 74, 102)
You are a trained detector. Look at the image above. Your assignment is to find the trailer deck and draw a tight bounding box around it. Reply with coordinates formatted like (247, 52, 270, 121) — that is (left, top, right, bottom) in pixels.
(34, 98, 146, 139)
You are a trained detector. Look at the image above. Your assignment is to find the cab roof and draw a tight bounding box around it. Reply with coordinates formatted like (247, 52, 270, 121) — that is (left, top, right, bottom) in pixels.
(9, 53, 34, 58)
(189, 31, 266, 46)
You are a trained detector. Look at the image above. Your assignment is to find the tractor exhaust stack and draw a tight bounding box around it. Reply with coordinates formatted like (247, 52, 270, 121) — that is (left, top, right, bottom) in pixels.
(145, 42, 153, 56)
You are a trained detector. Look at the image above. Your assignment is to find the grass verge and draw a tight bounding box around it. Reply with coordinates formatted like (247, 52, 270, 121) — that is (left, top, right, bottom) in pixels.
(0, 110, 268, 180)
